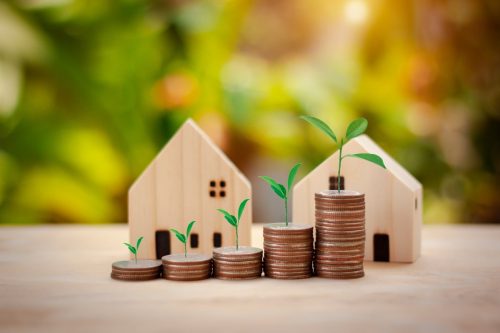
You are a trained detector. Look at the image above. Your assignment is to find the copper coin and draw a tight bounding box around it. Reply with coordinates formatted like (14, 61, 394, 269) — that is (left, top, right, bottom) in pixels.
(112, 260, 162, 271)
(162, 254, 212, 264)
(111, 273, 160, 281)
(215, 274, 262, 280)
(265, 272, 312, 280)
(264, 223, 313, 234)
(316, 270, 364, 279)
(213, 246, 262, 257)
(163, 263, 211, 270)
(214, 258, 261, 265)
(315, 190, 364, 198)
(164, 275, 210, 281)
(264, 254, 313, 262)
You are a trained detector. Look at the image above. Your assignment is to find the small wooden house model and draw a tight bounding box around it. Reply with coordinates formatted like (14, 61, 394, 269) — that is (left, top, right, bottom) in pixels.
(128, 119, 252, 259)
(293, 135, 422, 263)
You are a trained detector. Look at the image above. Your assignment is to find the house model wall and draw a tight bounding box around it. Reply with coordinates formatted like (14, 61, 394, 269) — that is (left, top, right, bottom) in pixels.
(293, 135, 422, 263)
(128, 119, 252, 259)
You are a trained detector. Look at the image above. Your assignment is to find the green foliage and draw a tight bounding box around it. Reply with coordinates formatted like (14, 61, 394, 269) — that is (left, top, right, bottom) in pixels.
(346, 118, 368, 140)
(344, 153, 386, 169)
(300, 116, 337, 143)
(260, 163, 301, 226)
(301, 116, 385, 192)
(123, 236, 143, 263)
(171, 221, 196, 258)
(217, 198, 250, 250)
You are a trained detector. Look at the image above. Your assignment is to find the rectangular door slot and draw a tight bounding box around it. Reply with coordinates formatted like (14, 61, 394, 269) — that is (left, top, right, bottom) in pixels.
(190, 233, 199, 248)
(329, 176, 345, 190)
(213, 232, 222, 248)
(373, 233, 390, 262)
(155, 230, 171, 259)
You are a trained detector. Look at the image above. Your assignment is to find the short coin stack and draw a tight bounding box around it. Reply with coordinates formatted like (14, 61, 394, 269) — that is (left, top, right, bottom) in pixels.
(162, 254, 212, 281)
(263, 223, 314, 279)
(314, 190, 366, 279)
(111, 260, 162, 281)
(213, 246, 263, 280)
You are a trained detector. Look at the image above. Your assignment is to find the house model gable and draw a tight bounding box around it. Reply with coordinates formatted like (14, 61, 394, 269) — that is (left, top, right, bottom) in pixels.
(293, 134, 422, 263)
(129, 119, 252, 259)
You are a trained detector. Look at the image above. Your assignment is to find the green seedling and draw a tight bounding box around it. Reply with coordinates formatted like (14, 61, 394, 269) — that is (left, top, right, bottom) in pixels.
(259, 163, 301, 227)
(301, 115, 386, 192)
(217, 198, 250, 251)
(123, 236, 143, 264)
(171, 221, 196, 258)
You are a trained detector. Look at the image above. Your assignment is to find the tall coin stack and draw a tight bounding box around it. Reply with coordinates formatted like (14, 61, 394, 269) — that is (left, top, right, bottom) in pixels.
(314, 190, 366, 279)
(111, 260, 162, 281)
(263, 223, 314, 279)
(162, 254, 212, 281)
(213, 246, 263, 280)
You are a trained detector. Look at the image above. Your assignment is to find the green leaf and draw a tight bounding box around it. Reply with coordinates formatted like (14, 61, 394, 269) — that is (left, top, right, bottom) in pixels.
(186, 221, 196, 239)
(224, 214, 238, 227)
(259, 176, 286, 199)
(271, 184, 286, 199)
(287, 163, 301, 191)
(278, 184, 287, 198)
(346, 118, 368, 140)
(344, 153, 386, 169)
(300, 115, 337, 143)
(136, 236, 143, 250)
(170, 228, 186, 244)
(237, 199, 250, 221)
(217, 209, 238, 227)
(123, 243, 136, 254)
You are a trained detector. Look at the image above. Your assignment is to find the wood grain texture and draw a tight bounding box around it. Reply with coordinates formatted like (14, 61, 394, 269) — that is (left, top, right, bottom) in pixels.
(0, 224, 499, 333)
(293, 135, 422, 262)
(129, 119, 252, 259)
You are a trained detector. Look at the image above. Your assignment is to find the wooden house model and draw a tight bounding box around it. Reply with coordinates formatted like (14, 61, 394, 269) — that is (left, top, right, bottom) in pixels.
(293, 135, 422, 263)
(128, 119, 252, 259)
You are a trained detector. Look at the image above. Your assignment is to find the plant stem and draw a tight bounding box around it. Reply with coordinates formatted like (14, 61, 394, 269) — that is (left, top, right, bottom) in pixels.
(285, 197, 288, 227)
(236, 225, 239, 251)
(338, 138, 344, 194)
(134, 253, 137, 264)
(184, 242, 187, 258)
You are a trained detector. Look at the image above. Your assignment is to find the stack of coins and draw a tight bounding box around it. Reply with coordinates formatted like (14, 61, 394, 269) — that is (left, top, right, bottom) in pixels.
(314, 190, 366, 279)
(162, 254, 212, 281)
(263, 223, 314, 279)
(111, 260, 162, 281)
(213, 246, 263, 280)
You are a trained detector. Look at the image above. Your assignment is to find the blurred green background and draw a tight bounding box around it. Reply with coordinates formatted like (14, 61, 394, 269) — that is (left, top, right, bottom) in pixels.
(0, 0, 499, 224)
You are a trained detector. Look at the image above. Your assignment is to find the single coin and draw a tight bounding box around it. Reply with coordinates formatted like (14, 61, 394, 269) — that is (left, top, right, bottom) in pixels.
(213, 258, 261, 264)
(111, 273, 160, 281)
(214, 269, 262, 276)
(315, 190, 364, 198)
(265, 272, 312, 280)
(162, 254, 212, 264)
(213, 246, 262, 256)
(316, 270, 364, 279)
(112, 267, 161, 275)
(164, 275, 210, 281)
(215, 274, 262, 280)
(163, 263, 211, 270)
(112, 260, 162, 271)
(264, 223, 313, 234)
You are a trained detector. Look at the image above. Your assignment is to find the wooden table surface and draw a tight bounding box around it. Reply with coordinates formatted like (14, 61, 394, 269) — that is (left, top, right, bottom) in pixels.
(0, 224, 499, 333)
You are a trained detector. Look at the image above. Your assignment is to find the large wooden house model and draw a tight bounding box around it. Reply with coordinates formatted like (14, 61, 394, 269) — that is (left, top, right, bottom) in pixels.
(128, 119, 252, 259)
(293, 135, 422, 263)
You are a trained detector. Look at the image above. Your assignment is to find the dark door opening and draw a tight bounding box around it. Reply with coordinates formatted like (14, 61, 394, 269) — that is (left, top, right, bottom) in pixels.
(156, 230, 171, 259)
(329, 176, 345, 190)
(190, 233, 199, 248)
(373, 233, 390, 262)
(213, 232, 222, 248)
